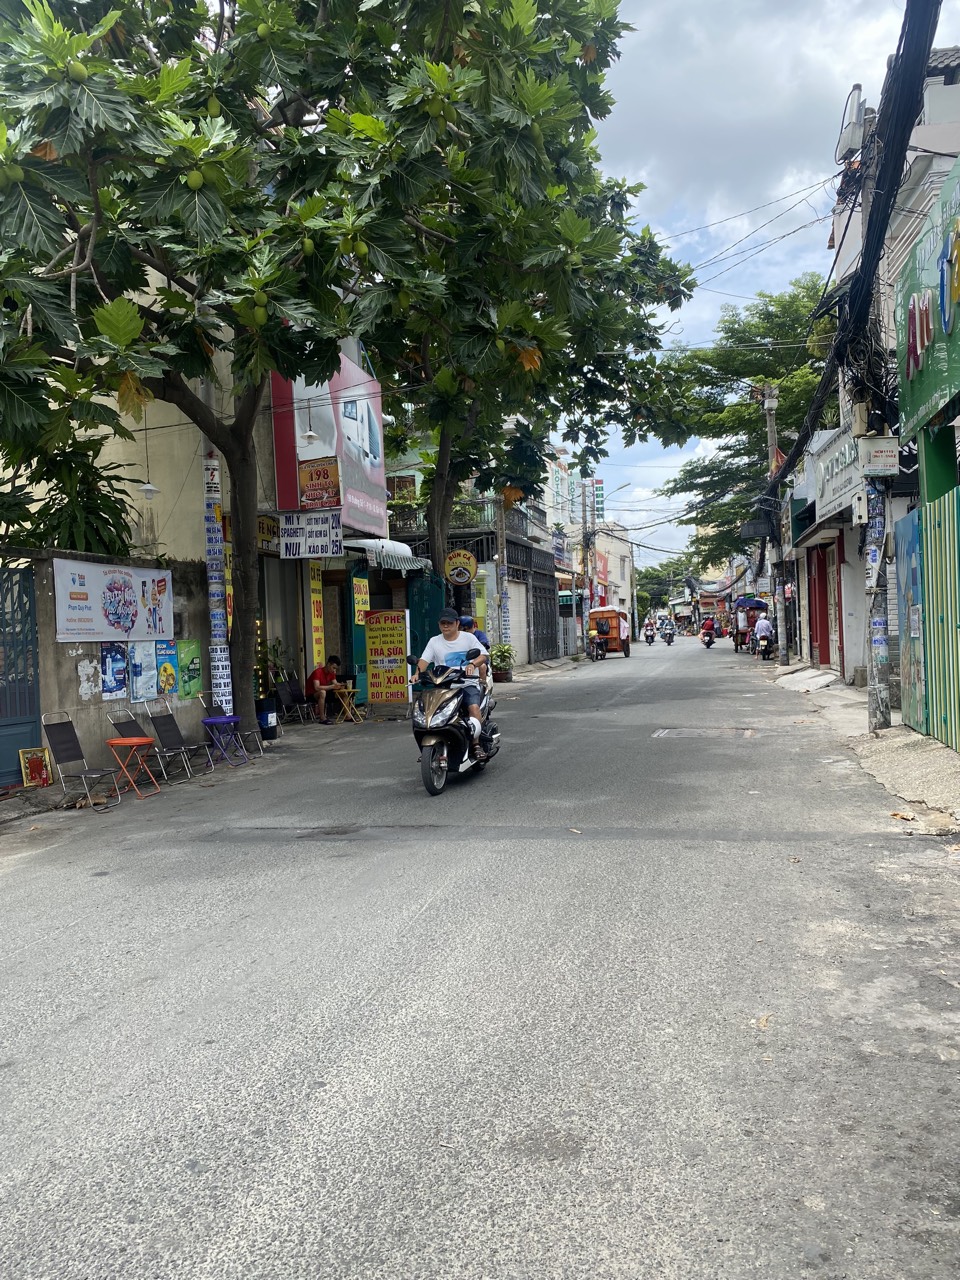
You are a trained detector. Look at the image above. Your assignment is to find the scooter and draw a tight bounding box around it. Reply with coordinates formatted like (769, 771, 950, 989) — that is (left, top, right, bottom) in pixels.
(757, 634, 773, 661)
(701, 630, 715, 649)
(408, 651, 500, 796)
(663, 630, 675, 646)
(644, 629, 656, 646)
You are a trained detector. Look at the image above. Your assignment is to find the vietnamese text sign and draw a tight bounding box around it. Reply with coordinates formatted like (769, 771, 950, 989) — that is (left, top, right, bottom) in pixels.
(156, 640, 180, 697)
(444, 548, 478, 585)
(308, 563, 325, 668)
(858, 437, 900, 477)
(354, 575, 370, 625)
(177, 639, 202, 698)
(279, 509, 343, 559)
(365, 610, 411, 705)
(298, 457, 341, 509)
(813, 428, 861, 521)
(54, 558, 173, 642)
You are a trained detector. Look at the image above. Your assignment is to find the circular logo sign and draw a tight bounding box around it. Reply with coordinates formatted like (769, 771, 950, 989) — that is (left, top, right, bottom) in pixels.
(444, 549, 478, 585)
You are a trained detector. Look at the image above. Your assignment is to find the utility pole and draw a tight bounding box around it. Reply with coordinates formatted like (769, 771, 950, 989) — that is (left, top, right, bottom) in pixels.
(763, 384, 789, 667)
(858, 104, 892, 731)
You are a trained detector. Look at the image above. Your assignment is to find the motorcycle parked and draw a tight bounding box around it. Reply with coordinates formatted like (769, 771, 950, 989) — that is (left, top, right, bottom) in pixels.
(408, 651, 500, 796)
(757, 634, 774, 661)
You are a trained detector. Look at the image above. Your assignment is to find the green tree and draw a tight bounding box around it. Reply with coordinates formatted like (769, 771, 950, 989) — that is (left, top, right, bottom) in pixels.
(634, 553, 693, 609)
(658, 274, 829, 571)
(0, 0, 690, 727)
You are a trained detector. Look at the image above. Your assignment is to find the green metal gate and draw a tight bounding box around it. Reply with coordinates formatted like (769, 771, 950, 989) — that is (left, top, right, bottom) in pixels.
(407, 570, 445, 660)
(921, 490, 960, 749)
(0, 565, 40, 787)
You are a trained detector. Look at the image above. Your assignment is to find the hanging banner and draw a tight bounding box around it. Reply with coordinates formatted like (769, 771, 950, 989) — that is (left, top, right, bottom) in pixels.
(279, 509, 343, 559)
(298, 457, 341, 509)
(475, 573, 487, 631)
(177, 639, 202, 699)
(353, 575, 370, 626)
(366, 610, 411, 705)
(54, 558, 173, 642)
(308, 563, 325, 669)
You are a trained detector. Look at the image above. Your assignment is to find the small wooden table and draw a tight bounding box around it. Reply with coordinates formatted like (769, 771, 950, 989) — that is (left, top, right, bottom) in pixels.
(333, 688, 364, 724)
(202, 715, 250, 766)
(106, 736, 161, 799)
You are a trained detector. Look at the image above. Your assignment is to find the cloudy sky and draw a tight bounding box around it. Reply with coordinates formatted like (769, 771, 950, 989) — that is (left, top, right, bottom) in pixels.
(590, 0, 960, 565)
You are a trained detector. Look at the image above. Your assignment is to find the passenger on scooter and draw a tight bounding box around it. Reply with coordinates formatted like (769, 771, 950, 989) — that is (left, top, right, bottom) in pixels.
(416, 608, 489, 758)
(753, 614, 774, 656)
(700, 616, 716, 644)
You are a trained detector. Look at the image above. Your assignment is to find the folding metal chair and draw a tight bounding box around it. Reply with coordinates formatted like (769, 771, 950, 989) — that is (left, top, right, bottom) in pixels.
(42, 711, 121, 812)
(146, 698, 214, 781)
(273, 679, 310, 725)
(198, 692, 264, 756)
(285, 670, 318, 722)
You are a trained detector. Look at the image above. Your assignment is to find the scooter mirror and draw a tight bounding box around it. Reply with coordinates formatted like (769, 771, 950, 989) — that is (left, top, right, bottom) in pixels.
(406, 655, 419, 668)
(466, 648, 482, 660)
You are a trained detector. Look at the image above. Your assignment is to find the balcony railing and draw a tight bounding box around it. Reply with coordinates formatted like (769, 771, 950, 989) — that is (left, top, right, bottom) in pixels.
(389, 498, 530, 539)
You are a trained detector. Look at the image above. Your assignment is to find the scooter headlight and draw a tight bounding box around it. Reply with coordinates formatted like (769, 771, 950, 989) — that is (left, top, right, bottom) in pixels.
(430, 698, 460, 727)
(413, 701, 427, 727)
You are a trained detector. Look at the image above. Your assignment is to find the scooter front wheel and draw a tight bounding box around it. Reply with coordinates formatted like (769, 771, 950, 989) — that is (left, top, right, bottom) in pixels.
(420, 743, 447, 795)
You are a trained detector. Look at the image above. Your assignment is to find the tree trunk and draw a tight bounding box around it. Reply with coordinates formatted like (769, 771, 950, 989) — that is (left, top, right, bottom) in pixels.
(425, 422, 458, 596)
(222, 432, 260, 732)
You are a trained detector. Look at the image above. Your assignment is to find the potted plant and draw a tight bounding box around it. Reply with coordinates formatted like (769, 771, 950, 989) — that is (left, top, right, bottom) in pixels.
(490, 643, 516, 683)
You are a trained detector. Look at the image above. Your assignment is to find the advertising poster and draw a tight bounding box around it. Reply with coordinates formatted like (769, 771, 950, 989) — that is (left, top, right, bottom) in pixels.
(224, 541, 234, 640)
(298, 458, 341, 509)
(54, 558, 173, 642)
(156, 640, 180, 697)
(290, 355, 389, 536)
(177, 639, 202, 699)
(209, 644, 233, 712)
(365, 611, 411, 705)
(308, 564, 325, 669)
(129, 641, 158, 702)
(444, 549, 478, 586)
(354, 576, 370, 626)
(100, 641, 128, 700)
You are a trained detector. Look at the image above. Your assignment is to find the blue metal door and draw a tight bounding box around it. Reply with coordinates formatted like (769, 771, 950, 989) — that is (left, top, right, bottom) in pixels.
(0, 566, 40, 787)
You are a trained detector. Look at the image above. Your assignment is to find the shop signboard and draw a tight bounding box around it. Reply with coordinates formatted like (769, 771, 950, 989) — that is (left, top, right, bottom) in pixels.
(895, 153, 960, 443)
(54, 558, 173, 642)
(353, 575, 370, 626)
(298, 457, 341, 510)
(308, 563, 325, 668)
(444, 549, 478, 585)
(813, 427, 861, 521)
(177, 639, 202, 698)
(288, 355, 388, 536)
(278, 509, 343, 559)
(365, 610, 411, 705)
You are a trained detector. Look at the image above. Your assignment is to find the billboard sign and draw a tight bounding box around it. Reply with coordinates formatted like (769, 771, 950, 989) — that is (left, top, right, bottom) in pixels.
(290, 354, 388, 536)
(895, 154, 960, 442)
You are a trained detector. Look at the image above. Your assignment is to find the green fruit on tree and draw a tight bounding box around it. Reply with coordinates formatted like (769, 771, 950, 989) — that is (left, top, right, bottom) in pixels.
(256, 22, 270, 39)
(531, 123, 543, 144)
(442, 103, 455, 122)
(338, 236, 353, 254)
(67, 60, 88, 84)
(6, 164, 25, 184)
(496, 338, 506, 353)
(200, 163, 219, 186)
(301, 237, 315, 257)
(207, 95, 222, 118)
(397, 290, 411, 311)
(354, 240, 369, 258)
(253, 305, 269, 326)
(185, 169, 204, 191)
(426, 99, 443, 118)
(253, 290, 269, 307)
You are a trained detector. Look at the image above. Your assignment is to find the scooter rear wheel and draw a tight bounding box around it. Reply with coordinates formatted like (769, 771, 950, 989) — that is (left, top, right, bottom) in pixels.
(420, 743, 447, 795)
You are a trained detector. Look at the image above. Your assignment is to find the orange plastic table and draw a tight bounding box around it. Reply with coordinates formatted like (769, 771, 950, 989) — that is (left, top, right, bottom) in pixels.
(106, 736, 161, 799)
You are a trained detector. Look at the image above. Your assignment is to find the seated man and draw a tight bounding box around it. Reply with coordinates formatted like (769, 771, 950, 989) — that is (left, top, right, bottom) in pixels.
(418, 607, 489, 757)
(305, 654, 346, 724)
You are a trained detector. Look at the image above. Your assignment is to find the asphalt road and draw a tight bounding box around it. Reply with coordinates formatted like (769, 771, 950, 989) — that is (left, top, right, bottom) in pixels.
(3, 639, 960, 1279)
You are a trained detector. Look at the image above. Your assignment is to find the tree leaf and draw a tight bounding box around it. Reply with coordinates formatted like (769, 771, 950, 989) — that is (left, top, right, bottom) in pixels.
(92, 298, 145, 347)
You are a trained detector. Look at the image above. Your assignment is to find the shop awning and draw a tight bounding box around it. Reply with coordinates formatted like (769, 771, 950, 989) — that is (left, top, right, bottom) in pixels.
(344, 539, 433, 572)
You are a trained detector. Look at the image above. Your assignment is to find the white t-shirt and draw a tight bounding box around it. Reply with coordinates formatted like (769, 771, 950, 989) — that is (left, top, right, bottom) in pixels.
(420, 634, 489, 679)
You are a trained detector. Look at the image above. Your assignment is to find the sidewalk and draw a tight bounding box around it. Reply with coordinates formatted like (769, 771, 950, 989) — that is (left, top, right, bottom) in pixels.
(764, 659, 960, 832)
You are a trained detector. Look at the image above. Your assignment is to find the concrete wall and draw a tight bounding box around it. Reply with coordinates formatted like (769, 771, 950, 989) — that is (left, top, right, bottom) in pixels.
(34, 552, 211, 771)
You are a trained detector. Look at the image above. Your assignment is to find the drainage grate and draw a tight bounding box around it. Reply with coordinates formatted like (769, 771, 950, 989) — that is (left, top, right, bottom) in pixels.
(651, 727, 760, 739)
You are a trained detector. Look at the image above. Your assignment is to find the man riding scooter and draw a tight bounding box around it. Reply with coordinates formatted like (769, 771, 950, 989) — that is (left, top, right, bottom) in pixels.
(416, 608, 490, 758)
(643, 619, 656, 645)
(700, 615, 716, 648)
